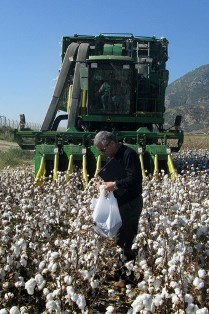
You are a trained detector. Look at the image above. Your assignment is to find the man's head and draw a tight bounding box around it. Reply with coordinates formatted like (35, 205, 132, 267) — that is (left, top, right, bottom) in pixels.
(94, 131, 119, 157)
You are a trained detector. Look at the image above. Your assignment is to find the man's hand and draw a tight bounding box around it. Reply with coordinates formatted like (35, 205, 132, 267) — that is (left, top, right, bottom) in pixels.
(104, 181, 117, 192)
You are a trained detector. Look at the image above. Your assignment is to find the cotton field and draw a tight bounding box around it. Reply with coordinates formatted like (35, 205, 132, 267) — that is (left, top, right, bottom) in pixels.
(0, 149, 209, 313)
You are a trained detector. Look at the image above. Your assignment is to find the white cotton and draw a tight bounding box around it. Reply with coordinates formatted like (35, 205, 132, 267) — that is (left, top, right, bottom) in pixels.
(38, 261, 45, 270)
(12, 244, 20, 257)
(9, 307, 20, 314)
(52, 289, 61, 298)
(17, 239, 27, 250)
(193, 277, 204, 289)
(155, 257, 163, 265)
(50, 252, 59, 260)
(43, 288, 50, 296)
(25, 278, 36, 295)
(14, 277, 24, 288)
(35, 273, 44, 285)
(4, 293, 14, 300)
(153, 294, 164, 307)
(46, 300, 61, 312)
(48, 262, 57, 272)
(196, 308, 209, 314)
(157, 248, 164, 256)
(137, 280, 147, 291)
(105, 306, 114, 314)
(125, 261, 134, 271)
(90, 279, 99, 289)
(131, 294, 153, 312)
(76, 294, 86, 310)
(172, 294, 180, 305)
(0, 310, 8, 314)
(64, 275, 72, 285)
(186, 303, 199, 314)
(184, 293, 194, 304)
(20, 257, 27, 267)
(46, 293, 53, 301)
(80, 270, 90, 280)
(66, 285, 74, 296)
(108, 289, 115, 297)
(35, 274, 45, 290)
(198, 269, 206, 279)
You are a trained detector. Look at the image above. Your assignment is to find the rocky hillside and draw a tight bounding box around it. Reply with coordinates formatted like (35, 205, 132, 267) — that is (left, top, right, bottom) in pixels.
(165, 64, 209, 132)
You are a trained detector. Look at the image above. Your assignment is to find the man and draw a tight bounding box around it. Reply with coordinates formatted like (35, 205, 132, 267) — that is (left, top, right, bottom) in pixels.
(94, 131, 143, 285)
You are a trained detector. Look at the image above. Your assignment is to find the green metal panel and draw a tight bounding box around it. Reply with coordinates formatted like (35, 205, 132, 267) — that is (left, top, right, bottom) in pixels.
(63, 144, 86, 160)
(103, 44, 122, 55)
(146, 144, 168, 160)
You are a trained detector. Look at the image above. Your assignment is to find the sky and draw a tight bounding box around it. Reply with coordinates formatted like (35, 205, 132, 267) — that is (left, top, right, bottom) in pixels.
(0, 0, 209, 125)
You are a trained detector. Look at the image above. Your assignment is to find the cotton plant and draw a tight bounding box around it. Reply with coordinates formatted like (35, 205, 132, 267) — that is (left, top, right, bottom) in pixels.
(0, 150, 209, 312)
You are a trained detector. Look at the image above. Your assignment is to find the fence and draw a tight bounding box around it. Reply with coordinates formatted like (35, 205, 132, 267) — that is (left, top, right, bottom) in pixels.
(0, 115, 41, 130)
(0, 115, 41, 140)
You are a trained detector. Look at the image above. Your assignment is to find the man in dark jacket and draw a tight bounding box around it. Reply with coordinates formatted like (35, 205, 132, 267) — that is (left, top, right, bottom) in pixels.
(94, 131, 143, 285)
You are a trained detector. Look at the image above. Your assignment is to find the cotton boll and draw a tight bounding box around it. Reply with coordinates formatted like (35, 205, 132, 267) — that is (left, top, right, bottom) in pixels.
(90, 279, 99, 289)
(49, 252, 59, 260)
(185, 303, 199, 313)
(108, 289, 115, 297)
(76, 294, 86, 310)
(105, 306, 114, 314)
(35, 273, 45, 290)
(184, 293, 194, 304)
(25, 278, 36, 295)
(46, 293, 53, 301)
(193, 277, 204, 289)
(196, 308, 209, 314)
(4, 293, 14, 300)
(20, 257, 27, 267)
(198, 269, 206, 279)
(48, 262, 58, 273)
(64, 275, 72, 285)
(46, 300, 61, 312)
(38, 261, 45, 270)
(9, 307, 20, 314)
(137, 280, 147, 291)
(15, 277, 25, 288)
(0, 309, 8, 314)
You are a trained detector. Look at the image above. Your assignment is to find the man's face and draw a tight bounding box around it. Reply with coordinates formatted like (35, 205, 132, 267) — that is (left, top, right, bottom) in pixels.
(96, 140, 117, 158)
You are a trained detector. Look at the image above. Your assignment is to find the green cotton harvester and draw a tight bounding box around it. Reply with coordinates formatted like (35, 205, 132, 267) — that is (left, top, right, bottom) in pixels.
(14, 33, 184, 185)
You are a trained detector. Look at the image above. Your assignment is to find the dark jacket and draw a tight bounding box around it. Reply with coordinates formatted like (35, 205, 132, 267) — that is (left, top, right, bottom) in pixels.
(114, 144, 142, 206)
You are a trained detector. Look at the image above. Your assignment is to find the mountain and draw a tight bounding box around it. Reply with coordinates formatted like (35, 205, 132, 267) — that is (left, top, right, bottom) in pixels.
(164, 64, 209, 132)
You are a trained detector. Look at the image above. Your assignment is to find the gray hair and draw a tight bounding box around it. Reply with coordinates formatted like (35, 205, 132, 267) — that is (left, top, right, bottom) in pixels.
(94, 131, 117, 146)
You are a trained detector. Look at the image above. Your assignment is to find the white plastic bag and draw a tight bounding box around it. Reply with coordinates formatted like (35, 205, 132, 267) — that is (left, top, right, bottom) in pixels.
(92, 186, 122, 238)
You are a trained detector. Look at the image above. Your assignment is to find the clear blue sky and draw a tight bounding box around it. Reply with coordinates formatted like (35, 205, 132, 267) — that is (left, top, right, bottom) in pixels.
(0, 0, 209, 124)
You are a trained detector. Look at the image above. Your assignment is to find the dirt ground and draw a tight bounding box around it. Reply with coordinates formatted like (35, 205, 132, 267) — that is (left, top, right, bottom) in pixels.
(0, 139, 19, 152)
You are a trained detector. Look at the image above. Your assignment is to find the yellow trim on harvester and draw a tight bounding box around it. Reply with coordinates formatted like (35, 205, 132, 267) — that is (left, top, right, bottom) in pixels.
(94, 155, 102, 177)
(53, 153, 59, 180)
(82, 154, 88, 187)
(167, 154, 178, 179)
(139, 153, 146, 178)
(66, 154, 74, 181)
(154, 154, 159, 179)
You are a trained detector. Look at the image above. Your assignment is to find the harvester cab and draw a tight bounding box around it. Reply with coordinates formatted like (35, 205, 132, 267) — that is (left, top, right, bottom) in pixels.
(15, 33, 184, 184)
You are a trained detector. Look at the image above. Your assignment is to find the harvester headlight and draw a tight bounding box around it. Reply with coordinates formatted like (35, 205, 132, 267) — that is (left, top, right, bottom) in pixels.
(54, 147, 59, 154)
(166, 148, 171, 154)
(82, 148, 87, 154)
